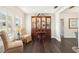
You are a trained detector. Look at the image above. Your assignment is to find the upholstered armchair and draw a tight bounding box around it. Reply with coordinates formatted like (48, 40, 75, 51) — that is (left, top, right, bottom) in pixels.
(0, 31, 23, 53)
(20, 28, 32, 44)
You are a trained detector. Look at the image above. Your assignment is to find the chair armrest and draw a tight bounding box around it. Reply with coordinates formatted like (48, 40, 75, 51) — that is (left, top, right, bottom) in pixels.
(8, 40, 23, 49)
(21, 34, 31, 38)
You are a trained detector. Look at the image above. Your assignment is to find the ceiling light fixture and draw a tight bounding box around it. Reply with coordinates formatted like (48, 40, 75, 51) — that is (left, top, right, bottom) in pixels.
(69, 6, 75, 9)
(54, 6, 58, 9)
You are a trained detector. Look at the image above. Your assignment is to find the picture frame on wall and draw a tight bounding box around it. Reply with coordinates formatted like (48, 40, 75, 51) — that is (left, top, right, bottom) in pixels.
(69, 18, 78, 29)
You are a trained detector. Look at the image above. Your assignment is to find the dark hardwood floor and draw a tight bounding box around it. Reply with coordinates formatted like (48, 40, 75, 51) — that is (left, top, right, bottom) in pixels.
(23, 38, 77, 53)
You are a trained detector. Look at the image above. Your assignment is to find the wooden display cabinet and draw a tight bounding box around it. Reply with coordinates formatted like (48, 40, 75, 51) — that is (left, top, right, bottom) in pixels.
(31, 16, 51, 40)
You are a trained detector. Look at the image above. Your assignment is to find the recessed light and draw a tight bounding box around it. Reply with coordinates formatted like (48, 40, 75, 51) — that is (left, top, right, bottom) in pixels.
(44, 10, 47, 12)
(33, 9, 35, 11)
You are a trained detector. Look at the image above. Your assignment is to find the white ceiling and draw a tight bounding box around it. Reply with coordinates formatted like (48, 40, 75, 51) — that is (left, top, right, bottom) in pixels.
(61, 6, 79, 13)
(18, 6, 62, 14)
(18, 6, 79, 14)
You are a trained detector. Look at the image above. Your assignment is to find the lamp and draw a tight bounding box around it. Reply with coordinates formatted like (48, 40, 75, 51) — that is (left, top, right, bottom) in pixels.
(16, 26, 22, 40)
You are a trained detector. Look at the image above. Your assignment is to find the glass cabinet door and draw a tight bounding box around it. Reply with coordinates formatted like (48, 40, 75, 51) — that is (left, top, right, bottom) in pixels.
(42, 17, 46, 29)
(37, 17, 41, 29)
(32, 17, 36, 29)
(32, 16, 51, 30)
(47, 17, 51, 29)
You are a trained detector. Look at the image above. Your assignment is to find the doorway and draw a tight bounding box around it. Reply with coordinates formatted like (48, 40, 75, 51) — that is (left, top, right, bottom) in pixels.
(60, 19, 64, 39)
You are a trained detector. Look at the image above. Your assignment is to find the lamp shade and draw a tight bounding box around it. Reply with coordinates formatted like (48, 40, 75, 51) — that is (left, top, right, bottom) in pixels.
(16, 26, 21, 32)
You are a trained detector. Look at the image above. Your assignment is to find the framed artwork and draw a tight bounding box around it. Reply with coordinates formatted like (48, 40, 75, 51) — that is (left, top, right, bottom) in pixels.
(69, 18, 78, 29)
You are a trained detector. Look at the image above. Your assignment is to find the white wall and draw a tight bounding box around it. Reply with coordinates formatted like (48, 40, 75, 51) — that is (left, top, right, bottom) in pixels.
(0, 6, 24, 17)
(54, 13, 61, 41)
(78, 17, 79, 47)
(25, 13, 55, 38)
(25, 14, 32, 35)
(0, 6, 25, 29)
(60, 13, 78, 38)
